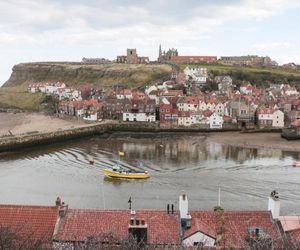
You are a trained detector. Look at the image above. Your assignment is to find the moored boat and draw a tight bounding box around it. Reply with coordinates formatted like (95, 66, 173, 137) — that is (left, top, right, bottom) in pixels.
(102, 166, 150, 179)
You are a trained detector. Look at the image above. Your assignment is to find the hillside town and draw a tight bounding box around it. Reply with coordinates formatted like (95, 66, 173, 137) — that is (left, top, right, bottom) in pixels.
(28, 59, 300, 131)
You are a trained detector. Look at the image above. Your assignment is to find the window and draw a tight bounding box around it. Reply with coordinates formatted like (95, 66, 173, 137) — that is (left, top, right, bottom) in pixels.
(193, 242, 204, 247)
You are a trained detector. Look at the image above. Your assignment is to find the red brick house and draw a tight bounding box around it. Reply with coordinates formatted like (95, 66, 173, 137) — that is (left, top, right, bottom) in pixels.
(159, 103, 178, 126)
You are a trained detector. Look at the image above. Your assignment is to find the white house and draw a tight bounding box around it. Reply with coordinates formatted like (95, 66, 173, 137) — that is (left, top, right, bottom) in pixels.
(177, 97, 199, 112)
(145, 85, 158, 95)
(215, 103, 225, 116)
(199, 101, 207, 111)
(45, 84, 57, 95)
(123, 113, 156, 122)
(184, 67, 207, 83)
(209, 113, 223, 129)
(71, 90, 82, 100)
(38, 84, 47, 93)
(272, 110, 284, 128)
(190, 111, 204, 125)
(178, 112, 192, 126)
(281, 85, 299, 96)
(257, 108, 284, 128)
(83, 112, 98, 121)
(240, 84, 253, 95)
(183, 231, 216, 247)
(206, 102, 216, 112)
(116, 93, 125, 99)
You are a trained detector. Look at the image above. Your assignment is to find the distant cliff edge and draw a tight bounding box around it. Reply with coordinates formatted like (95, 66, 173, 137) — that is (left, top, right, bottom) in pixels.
(3, 62, 172, 89)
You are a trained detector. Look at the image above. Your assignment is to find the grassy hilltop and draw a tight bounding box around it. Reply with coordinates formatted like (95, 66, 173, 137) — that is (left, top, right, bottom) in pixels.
(0, 62, 172, 110)
(179, 63, 300, 86)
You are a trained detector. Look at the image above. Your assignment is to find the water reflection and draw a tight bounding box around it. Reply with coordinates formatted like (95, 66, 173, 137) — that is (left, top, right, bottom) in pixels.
(1, 133, 300, 214)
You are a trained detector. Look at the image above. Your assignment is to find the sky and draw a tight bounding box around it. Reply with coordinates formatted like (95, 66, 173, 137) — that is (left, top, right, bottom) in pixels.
(1, 0, 300, 85)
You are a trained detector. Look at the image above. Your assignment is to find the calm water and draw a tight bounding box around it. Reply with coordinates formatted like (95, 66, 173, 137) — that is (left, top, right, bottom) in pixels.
(1, 132, 300, 214)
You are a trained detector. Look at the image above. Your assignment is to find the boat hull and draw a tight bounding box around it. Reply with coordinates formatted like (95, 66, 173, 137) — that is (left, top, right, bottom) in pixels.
(102, 168, 150, 179)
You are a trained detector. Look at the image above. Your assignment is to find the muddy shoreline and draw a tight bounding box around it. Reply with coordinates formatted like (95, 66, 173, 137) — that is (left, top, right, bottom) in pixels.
(1, 113, 299, 153)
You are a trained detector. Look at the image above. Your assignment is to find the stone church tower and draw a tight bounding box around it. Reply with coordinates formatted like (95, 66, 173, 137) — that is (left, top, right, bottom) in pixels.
(127, 49, 138, 64)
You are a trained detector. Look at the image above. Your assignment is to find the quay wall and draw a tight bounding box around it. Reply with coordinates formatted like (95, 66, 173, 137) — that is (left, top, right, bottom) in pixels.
(0, 124, 108, 152)
(0, 122, 283, 152)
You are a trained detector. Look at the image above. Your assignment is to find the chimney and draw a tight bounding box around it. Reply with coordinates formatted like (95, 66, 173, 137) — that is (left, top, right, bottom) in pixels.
(171, 204, 174, 214)
(268, 190, 280, 219)
(167, 204, 170, 214)
(58, 202, 68, 218)
(179, 193, 192, 229)
(128, 211, 147, 245)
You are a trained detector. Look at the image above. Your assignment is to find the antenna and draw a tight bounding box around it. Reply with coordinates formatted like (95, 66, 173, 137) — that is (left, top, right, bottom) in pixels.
(101, 179, 106, 209)
(128, 196, 132, 210)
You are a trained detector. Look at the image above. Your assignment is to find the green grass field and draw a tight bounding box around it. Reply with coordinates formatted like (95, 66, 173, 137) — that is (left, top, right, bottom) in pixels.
(179, 63, 300, 77)
(0, 87, 46, 110)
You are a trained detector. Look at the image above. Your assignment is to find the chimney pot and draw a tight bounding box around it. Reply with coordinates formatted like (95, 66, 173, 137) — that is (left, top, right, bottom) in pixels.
(55, 197, 61, 206)
(167, 204, 170, 214)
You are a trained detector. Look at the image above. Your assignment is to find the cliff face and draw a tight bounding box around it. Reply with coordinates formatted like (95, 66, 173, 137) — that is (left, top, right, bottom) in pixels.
(3, 62, 172, 89)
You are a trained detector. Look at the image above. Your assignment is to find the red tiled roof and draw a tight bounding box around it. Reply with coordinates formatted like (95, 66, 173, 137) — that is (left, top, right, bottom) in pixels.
(184, 210, 283, 248)
(170, 56, 217, 62)
(287, 229, 300, 241)
(202, 110, 213, 118)
(186, 96, 199, 105)
(291, 120, 300, 127)
(0, 204, 58, 241)
(178, 111, 191, 117)
(164, 90, 183, 97)
(257, 108, 274, 115)
(223, 115, 232, 122)
(54, 209, 179, 244)
(159, 103, 172, 109)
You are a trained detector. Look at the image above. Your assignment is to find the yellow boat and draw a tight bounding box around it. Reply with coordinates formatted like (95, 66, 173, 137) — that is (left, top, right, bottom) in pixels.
(102, 167, 150, 179)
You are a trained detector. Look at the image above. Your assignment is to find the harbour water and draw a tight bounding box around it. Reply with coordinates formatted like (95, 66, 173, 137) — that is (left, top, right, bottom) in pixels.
(1, 132, 300, 214)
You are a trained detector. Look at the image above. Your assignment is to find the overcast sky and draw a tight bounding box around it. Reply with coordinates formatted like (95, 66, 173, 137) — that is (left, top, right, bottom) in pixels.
(1, 0, 300, 85)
